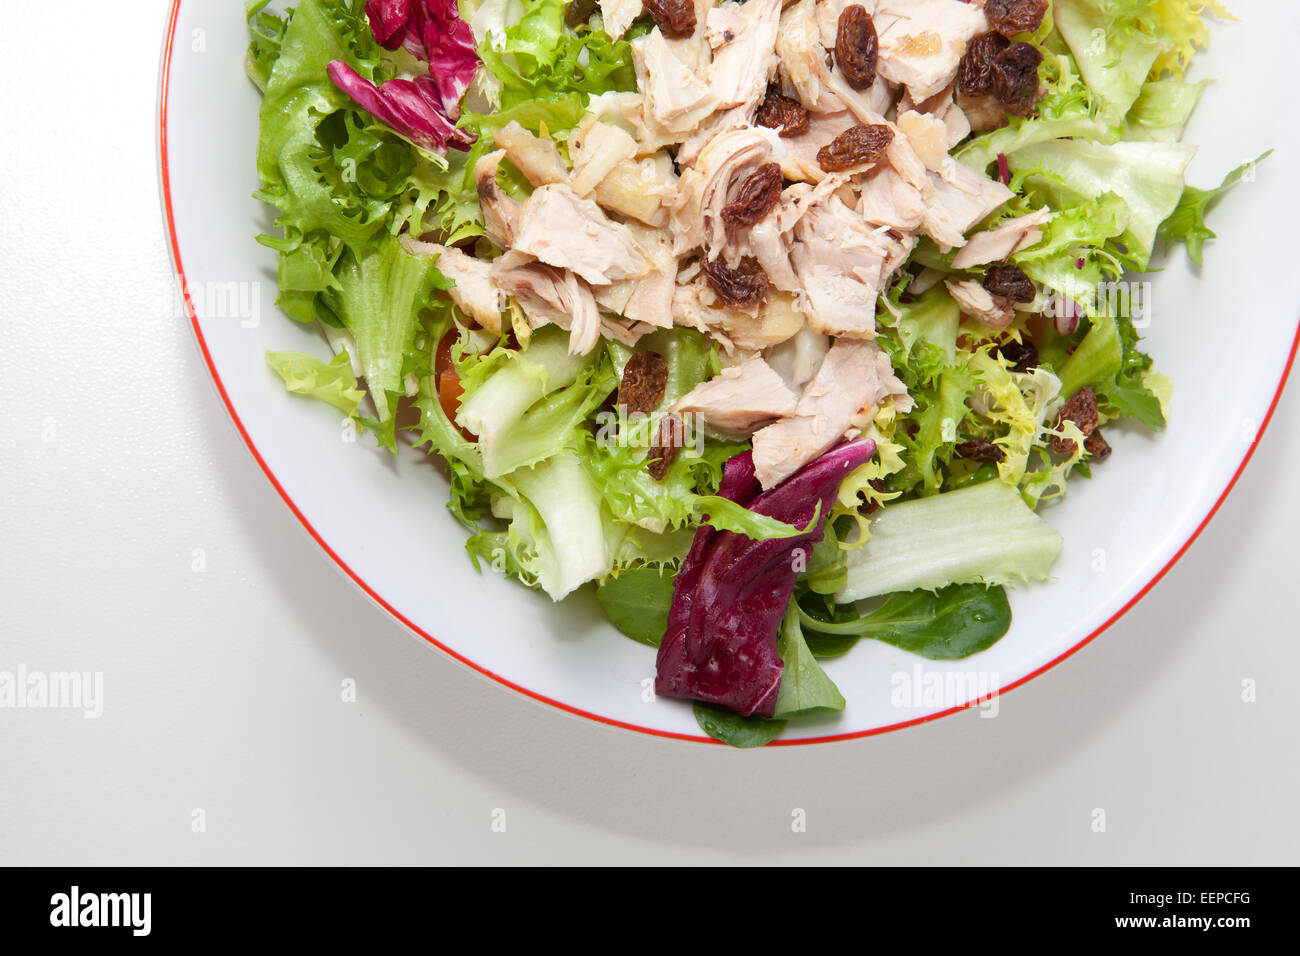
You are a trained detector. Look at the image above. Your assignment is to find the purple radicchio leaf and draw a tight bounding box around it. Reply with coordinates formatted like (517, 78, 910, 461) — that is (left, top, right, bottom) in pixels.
(326, 63, 475, 153)
(364, 0, 479, 118)
(655, 438, 876, 718)
(328, 0, 479, 154)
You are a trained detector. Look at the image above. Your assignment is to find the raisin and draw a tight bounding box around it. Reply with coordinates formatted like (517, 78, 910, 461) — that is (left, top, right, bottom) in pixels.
(619, 350, 669, 415)
(958, 32, 1010, 99)
(955, 440, 1007, 464)
(722, 163, 783, 229)
(701, 255, 768, 307)
(983, 264, 1036, 303)
(860, 478, 887, 515)
(992, 42, 1044, 116)
(643, 0, 696, 39)
(816, 123, 894, 172)
(1052, 386, 1100, 455)
(984, 0, 1048, 37)
(996, 338, 1039, 373)
(755, 86, 810, 137)
(647, 413, 685, 480)
(835, 5, 879, 90)
(564, 0, 597, 27)
(1084, 430, 1112, 462)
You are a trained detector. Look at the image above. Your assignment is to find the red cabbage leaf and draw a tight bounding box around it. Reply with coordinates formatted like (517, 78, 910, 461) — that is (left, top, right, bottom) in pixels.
(328, 0, 478, 154)
(655, 439, 877, 718)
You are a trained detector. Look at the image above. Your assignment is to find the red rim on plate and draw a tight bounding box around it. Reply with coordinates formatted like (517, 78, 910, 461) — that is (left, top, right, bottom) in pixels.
(157, 0, 1300, 745)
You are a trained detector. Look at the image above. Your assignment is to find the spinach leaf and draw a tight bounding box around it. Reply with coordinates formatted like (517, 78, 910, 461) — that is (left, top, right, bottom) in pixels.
(798, 584, 1012, 660)
(795, 592, 866, 657)
(596, 567, 675, 647)
(774, 604, 846, 717)
(693, 702, 787, 748)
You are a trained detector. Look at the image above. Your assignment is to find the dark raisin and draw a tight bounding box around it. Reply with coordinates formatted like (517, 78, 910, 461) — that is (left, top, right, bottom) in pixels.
(755, 86, 810, 137)
(996, 338, 1039, 373)
(647, 413, 685, 480)
(955, 440, 1007, 464)
(1083, 430, 1112, 461)
(816, 123, 894, 172)
(835, 5, 879, 90)
(643, 0, 696, 39)
(1052, 386, 1100, 455)
(619, 350, 669, 415)
(722, 163, 783, 229)
(701, 256, 768, 307)
(985, 0, 1048, 37)
(565, 0, 598, 27)
(957, 32, 1010, 99)
(860, 478, 887, 515)
(983, 264, 1036, 303)
(992, 42, 1044, 116)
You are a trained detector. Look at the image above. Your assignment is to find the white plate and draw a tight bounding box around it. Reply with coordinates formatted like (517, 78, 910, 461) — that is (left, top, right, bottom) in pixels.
(159, 0, 1300, 743)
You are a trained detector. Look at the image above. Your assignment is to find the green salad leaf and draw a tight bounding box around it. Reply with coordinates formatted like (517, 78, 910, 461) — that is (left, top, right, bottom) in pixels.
(1161, 151, 1271, 266)
(596, 567, 675, 648)
(800, 584, 1012, 661)
(693, 702, 787, 748)
(773, 604, 846, 716)
(265, 348, 365, 415)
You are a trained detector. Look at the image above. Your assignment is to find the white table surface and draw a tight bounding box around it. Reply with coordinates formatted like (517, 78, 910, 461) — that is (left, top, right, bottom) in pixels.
(2, 0, 1297, 866)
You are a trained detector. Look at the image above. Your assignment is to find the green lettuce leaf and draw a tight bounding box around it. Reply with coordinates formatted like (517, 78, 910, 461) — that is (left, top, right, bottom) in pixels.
(1123, 78, 1209, 142)
(1008, 138, 1196, 267)
(265, 348, 365, 414)
(773, 603, 846, 717)
(331, 234, 452, 420)
(1160, 151, 1271, 266)
(471, 0, 639, 120)
(837, 481, 1064, 602)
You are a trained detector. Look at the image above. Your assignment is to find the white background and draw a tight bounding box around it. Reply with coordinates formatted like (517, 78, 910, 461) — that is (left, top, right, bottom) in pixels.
(1, 0, 1298, 864)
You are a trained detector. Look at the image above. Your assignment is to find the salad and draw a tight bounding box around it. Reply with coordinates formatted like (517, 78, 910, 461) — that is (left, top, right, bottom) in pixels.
(247, 0, 1258, 745)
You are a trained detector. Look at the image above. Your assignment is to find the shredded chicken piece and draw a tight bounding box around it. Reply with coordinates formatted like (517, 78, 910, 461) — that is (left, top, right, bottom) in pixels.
(599, 0, 644, 39)
(901, 86, 973, 148)
(672, 355, 799, 436)
(706, 0, 783, 111)
(950, 207, 1053, 269)
(921, 158, 1016, 250)
(474, 149, 520, 248)
(490, 256, 605, 355)
(787, 182, 898, 338)
(945, 277, 1016, 330)
(752, 338, 910, 488)
(858, 165, 927, 233)
(632, 28, 720, 135)
(775, 0, 827, 108)
(873, 0, 989, 103)
(512, 184, 650, 285)
(492, 122, 568, 187)
(569, 121, 640, 198)
(402, 238, 503, 334)
(593, 222, 678, 329)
